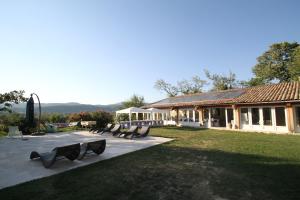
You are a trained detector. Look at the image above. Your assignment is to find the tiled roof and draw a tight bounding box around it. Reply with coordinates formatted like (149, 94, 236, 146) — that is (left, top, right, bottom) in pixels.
(144, 89, 246, 108)
(144, 82, 300, 108)
(236, 81, 300, 103)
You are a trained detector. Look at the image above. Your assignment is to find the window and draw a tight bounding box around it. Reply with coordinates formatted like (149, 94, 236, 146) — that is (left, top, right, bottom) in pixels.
(263, 107, 272, 125)
(275, 107, 286, 126)
(241, 108, 249, 125)
(227, 109, 234, 123)
(296, 107, 300, 127)
(252, 108, 260, 125)
(211, 108, 226, 127)
(195, 111, 199, 122)
(203, 108, 209, 121)
(187, 110, 193, 122)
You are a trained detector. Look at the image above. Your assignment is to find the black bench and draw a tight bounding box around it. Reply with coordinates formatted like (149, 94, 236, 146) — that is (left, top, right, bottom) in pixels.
(118, 125, 138, 138)
(98, 124, 113, 134)
(30, 143, 81, 168)
(78, 139, 106, 160)
(131, 126, 150, 139)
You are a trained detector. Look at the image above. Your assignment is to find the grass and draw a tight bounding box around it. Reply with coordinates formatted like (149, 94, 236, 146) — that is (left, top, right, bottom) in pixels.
(0, 131, 6, 137)
(1, 127, 300, 200)
(57, 126, 86, 132)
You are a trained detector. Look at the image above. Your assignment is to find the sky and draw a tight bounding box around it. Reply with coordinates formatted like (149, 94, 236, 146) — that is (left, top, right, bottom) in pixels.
(0, 0, 299, 105)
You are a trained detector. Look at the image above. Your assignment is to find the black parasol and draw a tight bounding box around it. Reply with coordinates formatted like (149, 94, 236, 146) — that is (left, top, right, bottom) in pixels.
(26, 95, 35, 128)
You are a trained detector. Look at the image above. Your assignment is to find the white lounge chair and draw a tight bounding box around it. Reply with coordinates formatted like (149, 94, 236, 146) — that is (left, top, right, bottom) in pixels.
(8, 126, 24, 139)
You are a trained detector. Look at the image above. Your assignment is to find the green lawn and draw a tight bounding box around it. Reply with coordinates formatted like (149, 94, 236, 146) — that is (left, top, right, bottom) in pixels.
(1, 127, 300, 200)
(0, 131, 6, 137)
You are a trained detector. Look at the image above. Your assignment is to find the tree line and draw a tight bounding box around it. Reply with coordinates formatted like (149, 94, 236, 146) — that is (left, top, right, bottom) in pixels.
(155, 42, 300, 97)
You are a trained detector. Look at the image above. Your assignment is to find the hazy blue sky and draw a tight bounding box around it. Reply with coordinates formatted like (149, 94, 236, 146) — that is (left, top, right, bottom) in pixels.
(0, 0, 299, 104)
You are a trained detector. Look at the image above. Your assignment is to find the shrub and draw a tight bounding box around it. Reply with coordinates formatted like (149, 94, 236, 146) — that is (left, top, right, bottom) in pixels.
(115, 113, 129, 123)
(91, 110, 113, 129)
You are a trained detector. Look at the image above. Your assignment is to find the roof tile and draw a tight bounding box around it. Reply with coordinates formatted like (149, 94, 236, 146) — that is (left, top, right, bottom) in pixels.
(144, 82, 300, 108)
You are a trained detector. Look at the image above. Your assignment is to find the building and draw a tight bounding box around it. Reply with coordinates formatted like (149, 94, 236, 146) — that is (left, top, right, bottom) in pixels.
(143, 82, 300, 134)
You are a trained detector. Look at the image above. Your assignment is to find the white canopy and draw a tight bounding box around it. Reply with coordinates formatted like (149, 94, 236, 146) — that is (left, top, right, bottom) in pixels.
(147, 108, 169, 113)
(116, 107, 151, 126)
(116, 107, 151, 114)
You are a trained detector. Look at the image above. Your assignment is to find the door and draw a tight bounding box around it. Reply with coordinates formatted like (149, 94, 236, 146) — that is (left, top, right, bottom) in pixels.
(294, 106, 300, 133)
(226, 108, 234, 128)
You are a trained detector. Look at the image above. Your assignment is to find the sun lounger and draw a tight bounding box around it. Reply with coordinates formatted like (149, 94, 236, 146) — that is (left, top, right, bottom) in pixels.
(131, 126, 150, 139)
(77, 139, 106, 160)
(98, 123, 113, 134)
(102, 124, 121, 136)
(118, 125, 138, 138)
(30, 143, 81, 168)
(89, 126, 98, 133)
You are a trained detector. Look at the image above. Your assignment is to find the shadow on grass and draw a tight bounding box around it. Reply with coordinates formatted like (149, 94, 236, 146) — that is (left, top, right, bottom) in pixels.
(1, 143, 300, 200)
(152, 125, 209, 132)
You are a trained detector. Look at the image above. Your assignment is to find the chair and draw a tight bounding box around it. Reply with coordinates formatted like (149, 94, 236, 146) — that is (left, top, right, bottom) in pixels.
(77, 140, 106, 160)
(89, 126, 98, 133)
(30, 143, 81, 168)
(118, 125, 138, 138)
(108, 124, 121, 136)
(8, 126, 23, 139)
(131, 126, 150, 139)
(98, 123, 113, 134)
(102, 124, 121, 136)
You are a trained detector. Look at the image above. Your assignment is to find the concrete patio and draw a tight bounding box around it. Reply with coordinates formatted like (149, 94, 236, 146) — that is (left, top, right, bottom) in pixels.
(0, 131, 172, 189)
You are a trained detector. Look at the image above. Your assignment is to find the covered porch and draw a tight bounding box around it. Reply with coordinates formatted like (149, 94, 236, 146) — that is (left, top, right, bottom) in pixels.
(168, 106, 236, 129)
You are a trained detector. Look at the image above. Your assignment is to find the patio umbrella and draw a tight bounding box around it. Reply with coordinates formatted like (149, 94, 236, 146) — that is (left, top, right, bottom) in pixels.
(26, 95, 35, 128)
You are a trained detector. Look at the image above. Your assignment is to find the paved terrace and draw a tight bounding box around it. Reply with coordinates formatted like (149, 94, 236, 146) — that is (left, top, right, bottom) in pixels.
(0, 131, 172, 189)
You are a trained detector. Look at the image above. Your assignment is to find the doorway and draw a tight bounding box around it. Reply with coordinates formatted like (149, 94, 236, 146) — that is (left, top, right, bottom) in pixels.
(226, 108, 234, 128)
(211, 108, 226, 127)
(294, 106, 300, 133)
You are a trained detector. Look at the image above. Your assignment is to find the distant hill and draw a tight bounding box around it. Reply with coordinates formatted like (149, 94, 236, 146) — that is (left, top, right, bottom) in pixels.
(12, 102, 123, 114)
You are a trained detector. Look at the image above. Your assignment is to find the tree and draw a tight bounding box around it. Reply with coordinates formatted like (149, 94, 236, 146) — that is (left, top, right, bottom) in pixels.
(290, 46, 300, 81)
(91, 111, 113, 129)
(123, 94, 145, 108)
(177, 76, 207, 94)
(251, 42, 299, 85)
(154, 76, 207, 97)
(205, 70, 237, 91)
(154, 79, 178, 97)
(41, 113, 67, 123)
(239, 78, 266, 87)
(0, 90, 27, 112)
(68, 113, 81, 122)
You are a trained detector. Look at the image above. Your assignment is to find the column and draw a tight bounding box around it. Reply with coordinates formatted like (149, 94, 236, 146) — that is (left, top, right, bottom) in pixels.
(286, 103, 295, 133)
(198, 108, 203, 125)
(259, 108, 263, 128)
(176, 108, 179, 125)
(208, 108, 211, 128)
(193, 110, 196, 122)
(233, 105, 240, 129)
(225, 108, 228, 128)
